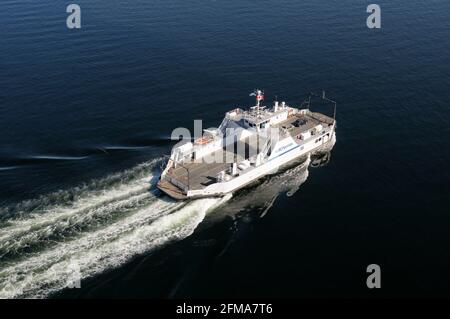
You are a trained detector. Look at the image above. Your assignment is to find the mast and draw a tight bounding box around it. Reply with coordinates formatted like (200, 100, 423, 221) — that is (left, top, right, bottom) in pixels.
(250, 89, 264, 109)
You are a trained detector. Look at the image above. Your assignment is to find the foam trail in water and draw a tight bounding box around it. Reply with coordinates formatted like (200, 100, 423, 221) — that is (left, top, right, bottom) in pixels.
(0, 191, 156, 258)
(0, 157, 163, 222)
(0, 166, 19, 171)
(0, 158, 162, 237)
(0, 195, 231, 299)
(0, 157, 163, 279)
(0, 182, 154, 240)
(29, 155, 89, 161)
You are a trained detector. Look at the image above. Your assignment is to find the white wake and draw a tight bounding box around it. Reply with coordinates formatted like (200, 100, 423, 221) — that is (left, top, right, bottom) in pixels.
(0, 158, 231, 298)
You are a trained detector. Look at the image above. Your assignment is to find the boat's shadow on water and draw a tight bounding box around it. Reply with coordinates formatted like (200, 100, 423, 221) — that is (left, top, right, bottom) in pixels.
(206, 152, 332, 222)
(192, 151, 332, 255)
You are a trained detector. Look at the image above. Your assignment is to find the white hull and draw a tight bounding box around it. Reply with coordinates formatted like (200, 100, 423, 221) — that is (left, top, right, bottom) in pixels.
(186, 132, 336, 198)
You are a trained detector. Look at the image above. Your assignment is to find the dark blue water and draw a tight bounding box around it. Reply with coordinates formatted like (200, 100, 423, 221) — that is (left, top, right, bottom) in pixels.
(0, 0, 449, 298)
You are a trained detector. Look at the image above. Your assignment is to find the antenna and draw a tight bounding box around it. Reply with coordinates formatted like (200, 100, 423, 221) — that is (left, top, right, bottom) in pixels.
(321, 90, 337, 120)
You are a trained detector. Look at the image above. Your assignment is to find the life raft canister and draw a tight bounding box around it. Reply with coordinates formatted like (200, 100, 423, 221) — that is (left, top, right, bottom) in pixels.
(195, 137, 210, 145)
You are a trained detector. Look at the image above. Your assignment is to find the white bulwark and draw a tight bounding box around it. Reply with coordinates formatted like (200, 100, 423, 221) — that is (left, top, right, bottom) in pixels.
(157, 90, 337, 199)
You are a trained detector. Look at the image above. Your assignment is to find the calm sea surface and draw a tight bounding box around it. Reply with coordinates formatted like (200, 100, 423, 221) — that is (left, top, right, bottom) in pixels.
(0, 0, 449, 298)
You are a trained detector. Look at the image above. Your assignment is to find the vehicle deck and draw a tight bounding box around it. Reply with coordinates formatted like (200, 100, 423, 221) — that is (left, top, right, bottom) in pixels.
(167, 160, 231, 191)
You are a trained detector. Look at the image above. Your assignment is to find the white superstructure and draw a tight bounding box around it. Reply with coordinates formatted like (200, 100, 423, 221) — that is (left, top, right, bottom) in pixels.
(157, 90, 336, 199)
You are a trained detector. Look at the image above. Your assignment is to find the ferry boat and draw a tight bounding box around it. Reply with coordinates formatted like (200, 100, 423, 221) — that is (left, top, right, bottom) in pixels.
(157, 90, 337, 199)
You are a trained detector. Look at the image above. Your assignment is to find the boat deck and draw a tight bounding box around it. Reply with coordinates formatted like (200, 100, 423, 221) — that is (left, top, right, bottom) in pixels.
(276, 112, 334, 139)
(158, 111, 335, 195)
(168, 160, 232, 191)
